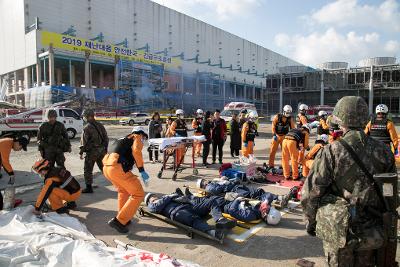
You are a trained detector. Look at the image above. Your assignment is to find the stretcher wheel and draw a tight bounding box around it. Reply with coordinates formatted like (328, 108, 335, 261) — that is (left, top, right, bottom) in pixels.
(157, 171, 162, 179)
(193, 168, 199, 175)
(172, 174, 177, 181)
(187, 231, 194, 239)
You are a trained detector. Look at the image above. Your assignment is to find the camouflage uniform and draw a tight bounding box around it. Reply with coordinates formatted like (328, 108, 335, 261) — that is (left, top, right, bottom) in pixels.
(301, 96, 396, 267)
(80, 120, 108, 185)
(37, 121, 71, 168)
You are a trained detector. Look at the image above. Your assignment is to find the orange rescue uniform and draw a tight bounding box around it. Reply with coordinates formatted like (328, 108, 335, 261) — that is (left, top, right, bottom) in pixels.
(302, 142, 324, 177)
(282, 129, 309, 179)
(365, 118, 398, 148)
(166, 119, 188, 165)
(241, 121, 257, 157)
(103, 134, 145, 225)
(0, 138, 14, 176)
(268, 114, 295, 167)
(192, 118, 203, 157)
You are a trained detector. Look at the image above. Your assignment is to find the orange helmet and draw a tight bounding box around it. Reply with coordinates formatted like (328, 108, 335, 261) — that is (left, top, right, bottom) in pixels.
(32, 159, 50, 174)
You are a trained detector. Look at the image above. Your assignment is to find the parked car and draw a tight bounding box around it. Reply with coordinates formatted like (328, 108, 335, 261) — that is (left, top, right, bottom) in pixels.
(119, 113, 151, 126)
(220, 102, 259, 133)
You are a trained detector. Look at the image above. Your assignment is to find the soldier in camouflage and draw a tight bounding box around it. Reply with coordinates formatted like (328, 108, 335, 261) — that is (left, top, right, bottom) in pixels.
(80, 109, 109, 193)
(37, 109, 71, 168)
(301, 96, 396, 266)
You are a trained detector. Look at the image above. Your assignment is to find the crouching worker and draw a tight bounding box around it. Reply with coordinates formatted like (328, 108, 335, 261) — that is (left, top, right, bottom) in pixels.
(145, 192, 225, 239)
(32, 159, 81, 215)
(224, 197, 281, 225)
(302, 134, 328, 177)
(103, 126, 149, 233)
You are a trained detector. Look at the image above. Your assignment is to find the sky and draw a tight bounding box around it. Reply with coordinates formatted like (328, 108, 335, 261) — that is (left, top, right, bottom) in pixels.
(152, 0, 400, 67)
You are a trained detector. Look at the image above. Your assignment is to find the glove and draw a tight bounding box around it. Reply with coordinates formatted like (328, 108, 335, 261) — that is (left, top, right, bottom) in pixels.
(8, 175, 15, 185)
(306, 220, 316, 236)
(140, 171, 150, 187)
(243, 142, 248, 148)
(273, 135, 278, 141)
(395, 148, 399, 155)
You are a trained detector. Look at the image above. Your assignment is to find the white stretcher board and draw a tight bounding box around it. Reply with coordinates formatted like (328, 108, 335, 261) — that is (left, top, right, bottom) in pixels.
(148, 136, 206, 151)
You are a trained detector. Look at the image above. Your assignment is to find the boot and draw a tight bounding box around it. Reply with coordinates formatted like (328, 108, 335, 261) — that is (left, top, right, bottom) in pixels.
(82, 184, 93, 193)
(216, 218, 236, 229)
(207, 229, 225, 240)
(184, 187, 193, 198)
(65, 201, 77, 210)
(56, 207, 70, 214)
(108, 217, 129, 233)
(175, 188, 184, 196)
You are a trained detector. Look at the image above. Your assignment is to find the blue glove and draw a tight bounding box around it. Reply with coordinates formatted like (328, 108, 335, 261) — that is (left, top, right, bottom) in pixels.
(243, 142, 248, 148)
(273, 135, 278, 141)
(140, 171, 150, 186)
(395, 148, 399, 155)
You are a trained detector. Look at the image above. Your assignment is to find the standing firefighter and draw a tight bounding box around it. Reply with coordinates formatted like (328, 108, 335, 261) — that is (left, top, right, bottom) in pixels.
(167, 109, 188, 165)
(0, 136, 29, 210)
(317, 110, 330, 136)
(102, 126, 149, 233)
(301, 96, 398, 267)
(365, 104, 398, 151)
(192, 109, 204, 157)
(296, 104, 309, 128)
(241, 111, 258, 158)
(268, 105, 296, 169)
(37, 109, 71, 168)
(80, 109, 109, 193)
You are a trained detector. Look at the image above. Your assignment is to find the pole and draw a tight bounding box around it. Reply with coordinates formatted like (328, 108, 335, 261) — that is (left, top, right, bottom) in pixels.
(180, 67, 184, 110)
(279, 73, 283, 111)
(320, 69, 324, 105)
(369, 65, 374, 114)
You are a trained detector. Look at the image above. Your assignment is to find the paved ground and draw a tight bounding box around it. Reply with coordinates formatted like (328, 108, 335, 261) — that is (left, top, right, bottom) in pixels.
(2, 123, 399, 267)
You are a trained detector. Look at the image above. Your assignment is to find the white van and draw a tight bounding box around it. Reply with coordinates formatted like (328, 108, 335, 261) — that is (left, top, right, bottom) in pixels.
(43, 107, 83, 139)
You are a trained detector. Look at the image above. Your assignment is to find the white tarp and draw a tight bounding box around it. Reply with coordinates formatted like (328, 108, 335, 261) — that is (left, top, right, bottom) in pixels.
(0, 206, 200, 267)
(148, 136, 206, 151)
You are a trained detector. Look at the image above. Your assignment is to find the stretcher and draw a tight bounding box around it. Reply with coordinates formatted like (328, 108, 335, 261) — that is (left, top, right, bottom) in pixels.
(138, 206, 224, 244)
(148, 136, 206, 181)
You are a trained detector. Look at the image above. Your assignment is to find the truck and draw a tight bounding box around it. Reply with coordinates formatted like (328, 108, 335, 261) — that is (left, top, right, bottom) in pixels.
(0, 107, 83, 140)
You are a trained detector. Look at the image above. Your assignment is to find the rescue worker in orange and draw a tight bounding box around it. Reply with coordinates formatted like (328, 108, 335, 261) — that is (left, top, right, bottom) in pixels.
(0, 136, 29, 210)
(301, 134, 328, 177)
(365, 104, 398, 153)
(281, 124, 310, 180)
(241, 111, 258, 157)
(167, 109, 188, 165)
(317, 110, 330, 137)
(268, 105, 295, 169)
(192, 109, 204, 157)
(32, 159, 81, 215)
(296, 104, 309, 163)
(103, 126, 149, 233)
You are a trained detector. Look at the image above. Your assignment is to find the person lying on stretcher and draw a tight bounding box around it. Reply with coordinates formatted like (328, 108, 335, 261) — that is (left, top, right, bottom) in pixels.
(179, 187, 282, 225)
(145, 192, 226, 239)
(196, 177, 298, 208)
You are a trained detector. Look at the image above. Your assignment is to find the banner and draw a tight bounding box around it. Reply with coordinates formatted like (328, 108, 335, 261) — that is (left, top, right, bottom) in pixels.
(41, 31, 181, 67)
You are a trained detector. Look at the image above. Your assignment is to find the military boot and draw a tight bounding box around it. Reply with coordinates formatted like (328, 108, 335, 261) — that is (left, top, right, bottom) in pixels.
(82, 184, 93, 193)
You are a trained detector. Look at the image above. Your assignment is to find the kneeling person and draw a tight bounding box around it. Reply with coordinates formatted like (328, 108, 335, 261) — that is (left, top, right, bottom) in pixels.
(32, 159, 81, 214)
(302, 134, 328, 177)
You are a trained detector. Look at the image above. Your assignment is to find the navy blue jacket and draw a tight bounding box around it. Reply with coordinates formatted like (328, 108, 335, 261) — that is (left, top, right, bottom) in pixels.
(224, 199, 260, 222)
(148, 194, 190, 220)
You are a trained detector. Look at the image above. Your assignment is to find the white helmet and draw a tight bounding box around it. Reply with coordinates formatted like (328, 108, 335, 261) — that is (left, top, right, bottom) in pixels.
(176, 109, 184, 116)
(196, 109, 204, 115)
(318, 110, 327, 117)
(375, 104, 388, 114)
(283, 105, 293, 113)
(299, 104, 309, 111)
(132, 126, 148, 139)
(319, 134, 329, 144)
(266, 207, 281, 225)
(247, 111, 257, 121)
(302, 124, 311, 132)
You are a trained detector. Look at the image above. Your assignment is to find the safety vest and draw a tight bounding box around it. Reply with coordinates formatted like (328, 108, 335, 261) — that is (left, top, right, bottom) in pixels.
(285, 129, 305, 145)
(194, 118, 203, 133)
(296, 114, 308, 128)
(246, 122, 257, 142)
(275, 114, 291, 135)
(317, 119, 330, 135)
(370, 118, 391, 144)
(175, 119, 188, 137)
(109, 136, 136, 172)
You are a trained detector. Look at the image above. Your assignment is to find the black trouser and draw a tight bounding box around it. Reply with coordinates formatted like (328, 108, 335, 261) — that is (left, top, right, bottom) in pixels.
(202, 140, 211, 164)
(230, 148, 239, 157)
(173, 208, 213, 233)
(212, 139, 224, 163)
(0, 191, 3, 210)
(190, 196, 226, 222)
(148, 146, 159, 161)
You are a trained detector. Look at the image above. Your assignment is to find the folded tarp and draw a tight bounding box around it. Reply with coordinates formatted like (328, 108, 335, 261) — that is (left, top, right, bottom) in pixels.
(0, 206, 200, 267)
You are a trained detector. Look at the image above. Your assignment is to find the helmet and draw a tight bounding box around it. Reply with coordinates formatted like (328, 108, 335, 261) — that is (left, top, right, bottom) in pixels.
(283, 105, 293, 117)
(176, 109, 184, 116)
(333, 96, 368, 128)
(266, 207, 281, 225)
(197, 178, 206, 189)
(302, 124, 311, 133)
(319, 134, 329, 144)
(144, 193, 156, 205)
(247, 111, 257, 120)
(132, 126, 148, 139)
(196, 109, 204, 115)
(375, 104, 388, 114)
(32, 159, 50, 174)
(82, 109, 95, 118)
(299, 104, 308, 111)
(47, 109, 57, 118)
(318, 110, 327, 117)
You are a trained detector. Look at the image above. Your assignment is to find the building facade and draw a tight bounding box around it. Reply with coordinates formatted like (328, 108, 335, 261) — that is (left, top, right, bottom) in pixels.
(0, 0, 302, 115)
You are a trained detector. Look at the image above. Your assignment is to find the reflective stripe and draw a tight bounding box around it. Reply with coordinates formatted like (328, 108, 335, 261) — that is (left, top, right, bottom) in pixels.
(60, 176, 73, 189)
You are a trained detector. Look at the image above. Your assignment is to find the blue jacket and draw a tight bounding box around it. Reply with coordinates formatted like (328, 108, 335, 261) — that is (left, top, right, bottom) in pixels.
(205, 180, 238, 195)
(147, 194, 189, 220)
(224, 199, 260, 222)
